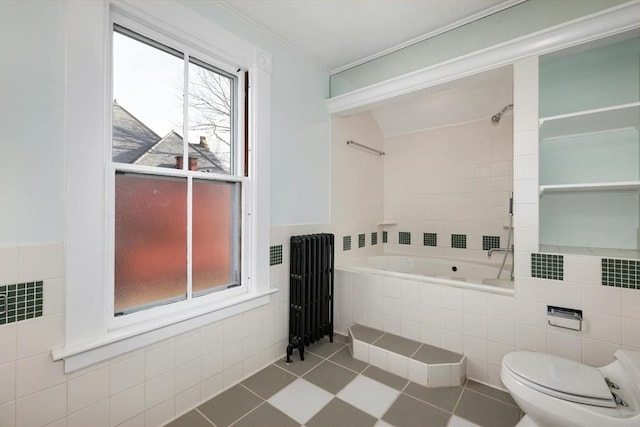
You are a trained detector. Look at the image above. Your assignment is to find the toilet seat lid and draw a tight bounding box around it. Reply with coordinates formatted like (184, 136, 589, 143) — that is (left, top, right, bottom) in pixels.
(503, 352, 613, 402)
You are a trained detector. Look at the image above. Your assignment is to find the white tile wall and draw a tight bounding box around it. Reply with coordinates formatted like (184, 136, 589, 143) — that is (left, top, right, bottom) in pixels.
(381, 117, 513, 260)
(0, 231, 299, 427)
(331, 112, 385, 264)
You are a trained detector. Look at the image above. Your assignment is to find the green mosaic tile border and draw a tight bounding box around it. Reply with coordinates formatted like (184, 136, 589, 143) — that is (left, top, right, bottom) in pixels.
(0, 281, 44, 325)
(399, 231, 411, 245)
(358, 234, 365, 248)
(451, 234, 467, 249)
(602, 258, 639, 289)
(531, 253, 563, 280)
(371, 232, 378, 246)
(382, 231, 388, 243)
(482, 235, 500, 251)
(343, 235, 351, 251)
(269, 245, 283, 266)
(423, 232, 437, 247)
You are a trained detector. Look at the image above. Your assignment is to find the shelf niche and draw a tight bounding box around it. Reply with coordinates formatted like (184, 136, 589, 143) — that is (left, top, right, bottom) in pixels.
(538, 30, 640, 256)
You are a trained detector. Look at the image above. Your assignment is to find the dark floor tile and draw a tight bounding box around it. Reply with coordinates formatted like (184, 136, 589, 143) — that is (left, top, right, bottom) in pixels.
(303, 360, 358, 394)
(164, 410, 212, 427)
(455, 389, 522, 427)
(241, 364, 297, 399)
(465, 380, 518, 407)
(375, 333, 421, 357)
(231, 402, 298, 427)
(334, 332, 349, 343)
(382, 394, 450, 427)
(350, 324, 385, 343)
(307, 337, 347, 358)
(362, 365, 408, 391)
(276, 351, 324, 377)
(307, 397, 377, 427)
(404, 382, 462, 412)
(197, 384, 263, 427)
(328, 346, 368, 373)
(412, 343, 463, 364)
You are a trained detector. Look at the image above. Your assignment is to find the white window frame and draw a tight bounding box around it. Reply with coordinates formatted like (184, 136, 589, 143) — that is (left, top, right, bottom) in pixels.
(55, 0, 274, 373)
(107, 14, 248, 329)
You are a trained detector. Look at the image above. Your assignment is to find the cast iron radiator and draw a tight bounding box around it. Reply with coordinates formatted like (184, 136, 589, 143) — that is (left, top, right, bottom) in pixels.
(286, 233, 334, 363)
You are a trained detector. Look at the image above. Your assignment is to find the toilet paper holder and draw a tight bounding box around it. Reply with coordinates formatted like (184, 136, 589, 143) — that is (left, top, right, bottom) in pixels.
(547, 306, 582, 331)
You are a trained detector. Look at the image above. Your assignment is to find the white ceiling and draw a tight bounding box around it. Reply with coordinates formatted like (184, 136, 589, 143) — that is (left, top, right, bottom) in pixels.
(222, 0, 517, 135)
(222, 0, 521, 72)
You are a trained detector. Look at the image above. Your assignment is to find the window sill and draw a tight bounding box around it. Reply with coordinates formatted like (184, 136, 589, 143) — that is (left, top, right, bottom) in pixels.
(51, 288, 277, 373)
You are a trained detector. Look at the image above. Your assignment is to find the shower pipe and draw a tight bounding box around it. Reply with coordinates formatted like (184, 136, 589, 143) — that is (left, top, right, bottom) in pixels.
(499, 192, 514, 281)
(487, 194, 514, 280)
(346, 140, 385, 156)
(491, 103, 514, 123)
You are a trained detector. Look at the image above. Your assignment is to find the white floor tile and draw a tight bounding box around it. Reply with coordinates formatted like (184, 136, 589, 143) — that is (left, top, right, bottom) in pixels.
(337, 375, 399, 418)
(375, 420, 394, 427)
(448, 415, 481, 427)
(268, 378, 333, 424)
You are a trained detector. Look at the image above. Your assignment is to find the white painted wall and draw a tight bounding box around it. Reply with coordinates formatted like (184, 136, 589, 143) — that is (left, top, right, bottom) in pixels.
(0, 0, 66, 244)
(182, 1, 331, 227)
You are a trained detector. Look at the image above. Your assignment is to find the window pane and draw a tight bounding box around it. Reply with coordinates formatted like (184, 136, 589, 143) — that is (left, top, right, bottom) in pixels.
(112, 28, 185, 169)
(188, 59, 234, 174)
(115, 173, 187, 314)
(192, 180, 240, 295)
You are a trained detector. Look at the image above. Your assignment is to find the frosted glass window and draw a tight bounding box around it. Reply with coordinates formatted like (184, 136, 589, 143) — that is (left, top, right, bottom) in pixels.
(192, 180, 240, 295)
(114, 173, 187, 315)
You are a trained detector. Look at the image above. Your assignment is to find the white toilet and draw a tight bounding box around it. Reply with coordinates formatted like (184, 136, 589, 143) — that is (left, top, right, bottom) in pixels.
(501, 349, 640, 427)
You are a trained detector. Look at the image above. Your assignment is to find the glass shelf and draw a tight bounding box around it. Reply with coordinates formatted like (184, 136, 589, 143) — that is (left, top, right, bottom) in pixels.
(540, 181, 640, 195)
(539, 103, 640, 141)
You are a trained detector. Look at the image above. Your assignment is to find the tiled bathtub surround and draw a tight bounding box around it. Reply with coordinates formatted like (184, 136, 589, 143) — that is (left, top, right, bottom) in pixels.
(451, 234, 467, 249)
(383, 117, 513, 259)
(333, 268, 518, 389)
(423, 233, 437, 247)
(531, 253, 563, 280)
(602, 258, 639, 289)
(399, 232, 411, 245)
(0, 281, 43, 325)
(343, 235, 352, 251)
(482, 236, 501, 251)
(331, 111, 384, 263)
(349, 324, 466, 388)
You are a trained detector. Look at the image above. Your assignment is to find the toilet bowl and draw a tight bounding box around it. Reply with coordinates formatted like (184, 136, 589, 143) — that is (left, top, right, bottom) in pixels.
(501, 349, 640, 427)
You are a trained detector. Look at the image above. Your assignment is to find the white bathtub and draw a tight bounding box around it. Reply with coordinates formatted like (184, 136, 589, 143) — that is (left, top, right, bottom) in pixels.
(337, 255, 514, 296)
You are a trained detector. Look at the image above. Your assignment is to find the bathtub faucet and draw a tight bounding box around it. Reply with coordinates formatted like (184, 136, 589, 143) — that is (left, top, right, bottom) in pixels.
(488, 247, 513, 258)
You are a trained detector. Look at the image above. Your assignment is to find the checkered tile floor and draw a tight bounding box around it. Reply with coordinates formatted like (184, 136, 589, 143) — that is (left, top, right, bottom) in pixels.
(165, 335, 523, 427)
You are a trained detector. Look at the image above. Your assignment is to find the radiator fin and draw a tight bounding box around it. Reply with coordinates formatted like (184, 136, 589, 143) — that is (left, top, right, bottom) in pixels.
(286, 233, 334, 362)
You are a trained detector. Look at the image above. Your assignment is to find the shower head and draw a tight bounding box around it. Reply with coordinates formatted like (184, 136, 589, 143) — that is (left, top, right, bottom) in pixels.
(491, 104, 513, 123)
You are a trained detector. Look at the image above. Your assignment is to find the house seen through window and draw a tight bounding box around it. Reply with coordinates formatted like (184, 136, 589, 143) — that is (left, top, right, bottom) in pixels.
(111, 24, 242, 316)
